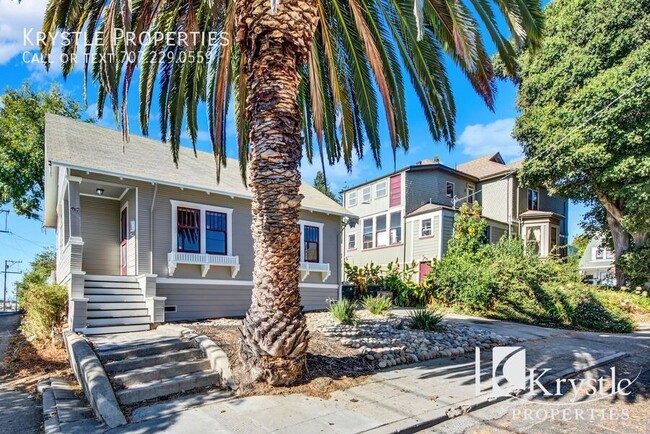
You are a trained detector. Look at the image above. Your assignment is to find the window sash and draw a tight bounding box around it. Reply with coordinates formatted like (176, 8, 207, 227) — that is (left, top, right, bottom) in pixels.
(303, 225, 320, 262)
(362, 187, 372, 203)
(390, 211, 402, 244)
(205, 211, 227, 255)
(177, 207, 201, 253)
(375, 182, 387, 198)
(527, 189, 539, 210)
(446, 182, 454, 198)
(467, 185, 475, 204)
(348, 191, 357, 207)
(363, 219, 373, 249)
(421, 219, 432, 237)
(375, 215, 387, 246)
(347, 233, 356, 250)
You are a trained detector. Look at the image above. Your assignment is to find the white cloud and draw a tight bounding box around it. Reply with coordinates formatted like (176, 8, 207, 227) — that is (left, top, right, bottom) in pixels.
(0, 0, 48, 65)
(458, 118, 523, 160)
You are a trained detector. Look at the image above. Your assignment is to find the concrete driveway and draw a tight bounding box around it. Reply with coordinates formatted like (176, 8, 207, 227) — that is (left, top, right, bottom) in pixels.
(108, 317, 650, 433)
(0, 313, 41, 434)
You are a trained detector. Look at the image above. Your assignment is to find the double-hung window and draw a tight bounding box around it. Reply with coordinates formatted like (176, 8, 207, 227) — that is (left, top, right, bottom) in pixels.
(303, 225, 320, 263)
(375, 215, 388, 247)
(361, 186, 372, 203)
(375, 181, 387, 198)
(347, 233, 356, 250)
(348, 191, 357, 207)
(467, 184, 475, 204)
(177, 207, 201, 253)
(363, 219, 373, 249)
(390, 211, 402, 244)
(527, 189, 539, 211)
(421, 219, 432, 237)
(446, 182, 455, 198)
(206, 211, 227, 255)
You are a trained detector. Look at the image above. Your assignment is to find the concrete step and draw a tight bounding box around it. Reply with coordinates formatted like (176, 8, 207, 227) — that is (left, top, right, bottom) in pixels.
(111, 360, 211, 388)
(116, 371, 220, 405)
(97, 339, 194, 361)
(87, 316, 151, 327)
(77, 324, 150, 335)
(87, 294, 144, 302)
(85, 281, 141, 289)
(87, 302, 146, 310)
(85, 275, 138, 283)
(87, 309, 149, 318)
(104, 348, 203, 373)
(85, 288, 142, 296)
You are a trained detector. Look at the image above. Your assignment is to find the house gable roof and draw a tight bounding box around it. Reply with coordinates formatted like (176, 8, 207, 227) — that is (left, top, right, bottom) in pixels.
(456, 152, 522, 180)
(44, 114, 352, 226)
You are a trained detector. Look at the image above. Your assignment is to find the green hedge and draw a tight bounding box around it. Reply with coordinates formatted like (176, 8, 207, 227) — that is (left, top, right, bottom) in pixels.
(20, 282, 68, 342)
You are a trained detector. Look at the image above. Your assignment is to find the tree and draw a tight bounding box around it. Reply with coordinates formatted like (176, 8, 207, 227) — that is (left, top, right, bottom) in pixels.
(313, 171, 338, 202)
(15, 248, 56, 309)
(0, 83, 84, 219)
(507, 0, 650, 283)
(42, 0, 543, 385)
(570, 234, 590, 258)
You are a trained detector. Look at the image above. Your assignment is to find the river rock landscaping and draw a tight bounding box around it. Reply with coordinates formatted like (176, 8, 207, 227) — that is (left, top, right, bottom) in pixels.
(311, 310, 524, 369)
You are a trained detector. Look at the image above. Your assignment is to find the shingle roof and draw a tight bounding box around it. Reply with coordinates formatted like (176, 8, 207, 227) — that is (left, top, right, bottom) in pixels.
(406, 202, 455, 218)
(456, 152, 521, 180)
(44, 114, 351, 217)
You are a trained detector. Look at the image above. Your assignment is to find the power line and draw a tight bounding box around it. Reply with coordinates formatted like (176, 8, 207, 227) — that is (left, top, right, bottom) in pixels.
(2, 260, 22, 311)
(452, 71, 650, 206)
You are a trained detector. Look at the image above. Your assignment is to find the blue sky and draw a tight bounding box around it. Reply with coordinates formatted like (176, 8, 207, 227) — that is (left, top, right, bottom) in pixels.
(0, 0, 586, 296)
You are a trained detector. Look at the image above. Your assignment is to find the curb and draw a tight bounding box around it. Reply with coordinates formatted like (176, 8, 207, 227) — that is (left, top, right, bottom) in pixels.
(63, 331, 127, 428)
(373, 351, 629, 433)
(37, 377, 105, 434)
(156, 324, 236, 390)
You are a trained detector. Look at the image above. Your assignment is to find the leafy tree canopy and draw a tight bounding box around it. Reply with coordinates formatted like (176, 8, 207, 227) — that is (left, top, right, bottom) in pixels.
(0, 83, 85, 219)
(510, 0, 650, 254)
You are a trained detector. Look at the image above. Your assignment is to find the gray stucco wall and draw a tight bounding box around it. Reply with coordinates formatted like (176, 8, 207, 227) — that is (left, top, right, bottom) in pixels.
(80, 195, 120, 275)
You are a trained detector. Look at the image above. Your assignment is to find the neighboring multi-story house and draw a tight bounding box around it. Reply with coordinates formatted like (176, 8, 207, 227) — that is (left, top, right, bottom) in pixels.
(579, 237, 616, 285)
(342, 152, 569, 282)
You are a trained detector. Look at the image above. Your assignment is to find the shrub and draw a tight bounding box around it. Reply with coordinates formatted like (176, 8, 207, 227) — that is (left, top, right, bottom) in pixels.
(408, 308, 445, 331)
(344, 262, 382, 296)
(20, 282, 68, 342)
(616, 245, 650, 288)
(329, 298, 358, 324)
(362, 295, 392, 315)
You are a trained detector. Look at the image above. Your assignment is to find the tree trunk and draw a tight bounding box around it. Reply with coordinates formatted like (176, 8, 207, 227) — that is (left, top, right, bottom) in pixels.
(236, 0, 319, 386)
(598, 193, 629, 286)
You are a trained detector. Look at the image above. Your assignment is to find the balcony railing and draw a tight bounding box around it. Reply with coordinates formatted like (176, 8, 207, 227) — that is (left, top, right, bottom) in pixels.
(299, 262, 331, 282)
(168, 251, 240, 278)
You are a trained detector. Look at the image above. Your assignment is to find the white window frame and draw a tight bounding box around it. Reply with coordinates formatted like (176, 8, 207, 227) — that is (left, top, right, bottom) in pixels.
(527, 188, 539, 211)
(467, 183, 475, 204)
(362, 218, 374, 249)
(446, 181, 455, 198)
(421, 218, 432, 238)
(347, 191, 357, 207)
(299, 220, 324, 264)
(375, 181, 387, 198)
(361, 186, 372, 203)
(171, 200, 234, 256)
(347, 233, 356, 250)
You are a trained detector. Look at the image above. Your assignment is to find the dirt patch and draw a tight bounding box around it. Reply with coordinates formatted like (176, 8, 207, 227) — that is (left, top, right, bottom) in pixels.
(0, 328, 75, 394)
(181, 315, 374, 399)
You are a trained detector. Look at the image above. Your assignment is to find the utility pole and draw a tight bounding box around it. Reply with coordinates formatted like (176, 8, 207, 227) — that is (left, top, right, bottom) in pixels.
(2, 260, 22, 311)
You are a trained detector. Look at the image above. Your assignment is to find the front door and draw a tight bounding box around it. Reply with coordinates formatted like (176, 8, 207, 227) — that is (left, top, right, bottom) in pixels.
(120, 206, 128, 275)
(419, 261, 432, 283)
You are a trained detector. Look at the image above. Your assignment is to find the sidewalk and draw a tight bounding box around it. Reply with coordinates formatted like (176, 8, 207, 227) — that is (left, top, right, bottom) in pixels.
(108, 319, 646, 433)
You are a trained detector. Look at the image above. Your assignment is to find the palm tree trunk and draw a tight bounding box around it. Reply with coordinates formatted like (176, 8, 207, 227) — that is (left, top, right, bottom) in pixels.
(236, 0, 319, 385)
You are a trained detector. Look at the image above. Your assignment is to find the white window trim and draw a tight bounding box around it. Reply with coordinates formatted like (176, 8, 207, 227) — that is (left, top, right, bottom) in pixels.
(361, 186, 372, 203)
(169, 200, 238, 278)
(420, 218, 433, 238)
(375, 181, 387, 198)
(467, 183, 475, 204)
(446, 181, 455, 198)
(362, 218, 374, 249)
(347, 233, 357, 250)
(348, 191, 357, 207)
(298, 220, 330, 282)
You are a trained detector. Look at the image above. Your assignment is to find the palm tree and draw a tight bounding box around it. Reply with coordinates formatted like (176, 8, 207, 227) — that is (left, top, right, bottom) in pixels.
(41, 0, 543, 385)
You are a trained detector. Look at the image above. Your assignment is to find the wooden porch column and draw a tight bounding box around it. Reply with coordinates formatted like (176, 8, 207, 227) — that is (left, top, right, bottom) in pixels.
(67, 176, 83, 239)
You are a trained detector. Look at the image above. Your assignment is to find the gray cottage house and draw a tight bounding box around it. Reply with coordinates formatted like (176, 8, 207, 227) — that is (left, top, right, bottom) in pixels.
(342, 153, 569, 282)
(44, 115, 352, 335)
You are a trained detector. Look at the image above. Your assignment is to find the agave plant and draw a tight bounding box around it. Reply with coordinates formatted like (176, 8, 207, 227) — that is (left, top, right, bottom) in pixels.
(40, 0, 543, 385)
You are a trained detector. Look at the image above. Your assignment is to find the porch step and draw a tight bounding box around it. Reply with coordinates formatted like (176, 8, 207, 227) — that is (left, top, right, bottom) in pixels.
(115, 371, 220, 405)
(85, 281, 141, 289)
(97, 340, 194, 361)
(85, 275, 138, 283)
(77, 324, 150, 335)
(111, 360, 211, 388)
(87, 294, 144, 302)
(87, 309, 149, 318)
(85, 288, 142, 295)
(104, 348, 204, 373)
(87, 302, 146, 310)
(87, 316, 151, 327)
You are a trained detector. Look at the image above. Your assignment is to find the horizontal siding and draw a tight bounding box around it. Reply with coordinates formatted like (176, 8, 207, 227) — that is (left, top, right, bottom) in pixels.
(441, 214, 455, 256)
(491, 226, 506, 244)
(80, 196, 120, 275)
(411, 216, 440, 261)
(158, 283, 336, 321)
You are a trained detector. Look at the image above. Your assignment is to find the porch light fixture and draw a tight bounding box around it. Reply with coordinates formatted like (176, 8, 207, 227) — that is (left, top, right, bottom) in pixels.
(96, 188, 104, 196)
